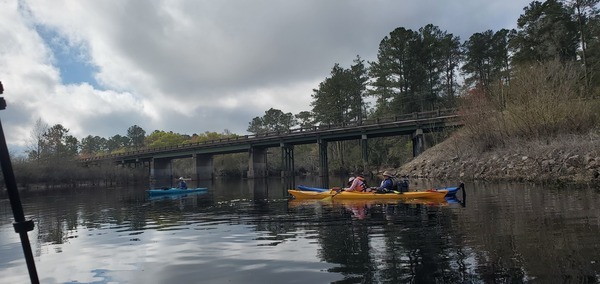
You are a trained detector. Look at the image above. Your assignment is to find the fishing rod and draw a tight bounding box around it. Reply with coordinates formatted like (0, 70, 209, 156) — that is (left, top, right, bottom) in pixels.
(0, 81, 40, 284)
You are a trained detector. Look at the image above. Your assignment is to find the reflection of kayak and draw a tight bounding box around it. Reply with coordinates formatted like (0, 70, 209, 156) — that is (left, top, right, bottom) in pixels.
(288, 188, 450, 200)
(288, 198, 400, 208)
(403, 198, 449, 206)
(287, 199, 327, 208)
(146, 187, 208, 196)
(445, 196, 462, 204)
(148, 190, 208, 200)
(288, 196, 461, 209)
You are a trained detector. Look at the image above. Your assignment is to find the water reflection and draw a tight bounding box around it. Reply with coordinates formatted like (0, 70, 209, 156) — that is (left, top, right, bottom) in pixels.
(1, 180, 600, 283)
(286, 197, 469, 282)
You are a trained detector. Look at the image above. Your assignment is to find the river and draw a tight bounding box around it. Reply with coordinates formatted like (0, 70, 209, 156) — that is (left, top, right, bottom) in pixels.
(1, 178, 600, 283)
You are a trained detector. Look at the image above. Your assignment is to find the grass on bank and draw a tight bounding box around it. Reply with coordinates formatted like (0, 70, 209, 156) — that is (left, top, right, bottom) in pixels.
(459, 60, 600, 152)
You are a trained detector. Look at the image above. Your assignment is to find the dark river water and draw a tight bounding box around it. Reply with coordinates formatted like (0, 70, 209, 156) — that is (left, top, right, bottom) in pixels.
(1, 178, 600, 283)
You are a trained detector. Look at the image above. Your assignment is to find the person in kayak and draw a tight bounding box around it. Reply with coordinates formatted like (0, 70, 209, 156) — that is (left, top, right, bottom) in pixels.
(375, 171, 396, 193)
(178, 177, 188, 189)
(344, 175, 369, 192)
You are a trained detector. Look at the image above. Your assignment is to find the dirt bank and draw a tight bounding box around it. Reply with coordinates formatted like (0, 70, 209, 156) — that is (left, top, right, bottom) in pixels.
(399, 131, 600, 186)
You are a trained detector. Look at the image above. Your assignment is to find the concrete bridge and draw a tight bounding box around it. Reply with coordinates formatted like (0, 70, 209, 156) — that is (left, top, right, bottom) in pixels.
(79, 108, 462, 186)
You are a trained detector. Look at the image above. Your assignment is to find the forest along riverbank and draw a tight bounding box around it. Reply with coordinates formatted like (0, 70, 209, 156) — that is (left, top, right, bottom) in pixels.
(399, 132, 600, 186)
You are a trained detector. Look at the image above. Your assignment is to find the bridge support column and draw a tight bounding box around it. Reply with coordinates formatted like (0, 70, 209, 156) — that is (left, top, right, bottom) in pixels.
(412, 128, 425, 157)
(150, 158, 172, 188)
(280, 143, 294, 178)
(194, 154, 213, 181)
(318, 139, 329, 188)
(247, 147, 267, 179)
(361, 134, 368, 171)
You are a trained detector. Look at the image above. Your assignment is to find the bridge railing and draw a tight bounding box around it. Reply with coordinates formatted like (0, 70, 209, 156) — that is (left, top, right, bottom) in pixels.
(79, 108, 458, 162)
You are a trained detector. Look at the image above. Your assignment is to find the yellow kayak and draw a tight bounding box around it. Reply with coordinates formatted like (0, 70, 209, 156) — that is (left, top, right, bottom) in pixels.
(287, 189, 449, 200)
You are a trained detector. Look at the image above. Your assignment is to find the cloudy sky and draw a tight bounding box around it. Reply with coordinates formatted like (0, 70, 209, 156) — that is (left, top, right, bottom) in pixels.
(0, 0, 533, 154)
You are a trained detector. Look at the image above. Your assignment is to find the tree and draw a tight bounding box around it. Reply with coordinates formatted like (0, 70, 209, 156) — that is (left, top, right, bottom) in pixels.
(462, 29, 512, 98)
(311, 64, 350, 124)
(247, 117, 266, 134)
(247, 108, 296, 134)
(40, 124, 78, 160)
(311, 59, 367, 125)
(585, 8, 600, 90)
(511, 0, 579, 64)
(311, 59, 368, 169)
(127, 125, 146, 149)
(439, 33, 462, 106)
(26, 118, 48, 162)
(348, 55, 369, 122)
(262, 108, 295, 132)
(65, 135, 79, 157)
(145, 130, 187, 148)
(106, 134, 129, 153)
(189, 131, 237, 143)
(295, 111, 315, 128)
(369, 27, 421, 116)
(369, 25, 458, 115)
(419, 24, 445, 110)
(80, 135, 107, 155)
(561, 0, 600, 92)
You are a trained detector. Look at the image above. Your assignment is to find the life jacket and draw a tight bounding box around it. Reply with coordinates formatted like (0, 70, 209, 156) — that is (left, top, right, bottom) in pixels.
(347, 176, 369, 191)
(356, 176, 369, 192)
(178, 180, 187, 189)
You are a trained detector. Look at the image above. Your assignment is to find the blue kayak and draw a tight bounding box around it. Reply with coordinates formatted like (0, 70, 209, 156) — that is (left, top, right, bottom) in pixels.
(146, 187, 208, 196)
(148, 190, 207, 200)
(297, 185, 329, 192)
(443, 183, 464, 197)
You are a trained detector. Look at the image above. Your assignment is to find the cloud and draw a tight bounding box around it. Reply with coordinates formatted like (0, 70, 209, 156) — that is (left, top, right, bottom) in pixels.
(0, 0, 532, 153)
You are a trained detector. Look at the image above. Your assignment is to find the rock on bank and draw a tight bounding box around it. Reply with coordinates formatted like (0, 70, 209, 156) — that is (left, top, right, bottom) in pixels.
(399, 133, 600, 185)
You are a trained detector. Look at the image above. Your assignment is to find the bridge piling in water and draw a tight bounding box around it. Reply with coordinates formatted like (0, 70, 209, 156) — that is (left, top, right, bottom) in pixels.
(361, 134, 368, 172)
(318, 139, 329, 188)
(194, 154, 214, 181)
(280, 143, 294, 178)
(150, 158, 173, 188)
(247, 147, 267, 178)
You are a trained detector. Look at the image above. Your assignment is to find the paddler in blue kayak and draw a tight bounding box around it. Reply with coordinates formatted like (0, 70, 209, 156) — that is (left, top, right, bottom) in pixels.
(178, 177, 188, 189)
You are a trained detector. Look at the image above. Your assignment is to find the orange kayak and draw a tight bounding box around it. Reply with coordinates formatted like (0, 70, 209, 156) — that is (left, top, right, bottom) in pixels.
(287, 189, 449, 200)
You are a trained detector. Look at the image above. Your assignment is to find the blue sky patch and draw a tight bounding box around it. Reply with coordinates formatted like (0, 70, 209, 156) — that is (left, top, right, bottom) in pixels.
(35, 25, 102, 89)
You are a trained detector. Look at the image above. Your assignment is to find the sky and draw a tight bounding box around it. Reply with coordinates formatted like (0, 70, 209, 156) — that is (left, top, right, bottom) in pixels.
(0, 0, 533, 155)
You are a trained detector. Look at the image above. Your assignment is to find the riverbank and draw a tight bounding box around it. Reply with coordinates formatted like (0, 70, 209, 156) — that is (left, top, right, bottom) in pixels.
(399, 131, 600, 186)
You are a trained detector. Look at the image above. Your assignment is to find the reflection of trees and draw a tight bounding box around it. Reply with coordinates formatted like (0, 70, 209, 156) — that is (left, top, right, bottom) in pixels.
(456, 184, 600, 282)
(178, 185, 600, 281)
(35, 194, 81, 245)
(316, 207, 375, 282)
(289, 202, 477, 283)
(24, 188, 214, 247)
(7, 181, 600, 282)
(376, 203, 466, 283)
